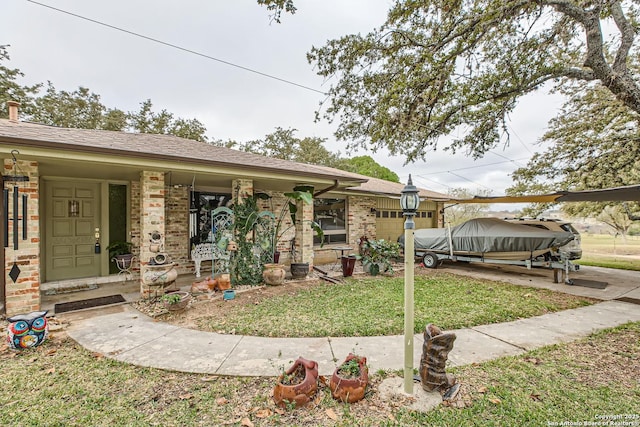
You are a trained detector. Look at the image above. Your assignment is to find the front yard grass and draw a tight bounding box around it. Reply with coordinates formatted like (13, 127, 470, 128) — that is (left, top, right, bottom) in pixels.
(1, 321, 638, 426)
(200, 271, 595, 337)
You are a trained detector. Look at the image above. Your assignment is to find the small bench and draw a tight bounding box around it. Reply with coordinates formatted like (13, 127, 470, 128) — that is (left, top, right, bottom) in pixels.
(191, 243, 213, 278)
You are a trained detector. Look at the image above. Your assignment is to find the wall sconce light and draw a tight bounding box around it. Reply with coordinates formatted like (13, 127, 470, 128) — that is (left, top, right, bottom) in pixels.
(68, 200, 80, 217)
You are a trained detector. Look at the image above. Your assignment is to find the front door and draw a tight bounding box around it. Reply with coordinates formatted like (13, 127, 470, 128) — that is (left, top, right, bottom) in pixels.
(45, 181, 101, 281)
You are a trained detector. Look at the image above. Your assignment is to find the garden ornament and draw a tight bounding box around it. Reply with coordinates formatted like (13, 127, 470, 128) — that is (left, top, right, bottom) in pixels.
(7, 310, 49, 349)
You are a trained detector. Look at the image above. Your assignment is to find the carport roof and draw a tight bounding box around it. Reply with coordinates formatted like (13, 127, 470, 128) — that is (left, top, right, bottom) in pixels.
(445, 185, 640, 204)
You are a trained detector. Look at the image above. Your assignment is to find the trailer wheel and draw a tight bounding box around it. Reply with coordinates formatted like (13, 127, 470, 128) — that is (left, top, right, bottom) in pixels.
(422, 252, 439, 269)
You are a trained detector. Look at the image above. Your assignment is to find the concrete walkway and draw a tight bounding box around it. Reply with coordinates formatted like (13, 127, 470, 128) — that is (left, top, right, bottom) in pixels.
(64, 299, 640, 377)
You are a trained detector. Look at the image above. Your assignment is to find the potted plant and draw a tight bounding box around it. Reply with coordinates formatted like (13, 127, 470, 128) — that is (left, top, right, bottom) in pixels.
(359, 239, 400, 275)
(329, 353, 369, 403)
(106, 240, 134, 269)
(161, 291, 191, 311)
(273, 357, 319, 409)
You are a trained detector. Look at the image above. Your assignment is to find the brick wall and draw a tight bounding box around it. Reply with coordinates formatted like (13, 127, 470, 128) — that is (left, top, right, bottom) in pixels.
(129, 181, 141, 273)
(4, 160, 40, 316)
(164, 185, 189, 274)
(255, 191, 294, 263)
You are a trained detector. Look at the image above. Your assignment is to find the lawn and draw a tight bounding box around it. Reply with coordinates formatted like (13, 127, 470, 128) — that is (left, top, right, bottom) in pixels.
(577, 234, 640, 271)
(1, 321, 637, 426)
(194, 271, 594, 337)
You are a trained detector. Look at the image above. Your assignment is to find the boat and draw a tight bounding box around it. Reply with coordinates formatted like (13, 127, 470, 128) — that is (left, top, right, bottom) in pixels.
(407, 217, 575, 261)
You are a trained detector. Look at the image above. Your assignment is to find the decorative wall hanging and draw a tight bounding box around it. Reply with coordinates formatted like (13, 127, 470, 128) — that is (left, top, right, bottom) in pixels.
(3, 150, 29, 282)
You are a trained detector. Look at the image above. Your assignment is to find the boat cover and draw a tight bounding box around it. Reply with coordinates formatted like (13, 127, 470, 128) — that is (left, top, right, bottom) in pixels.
(412, 218, 574, 254)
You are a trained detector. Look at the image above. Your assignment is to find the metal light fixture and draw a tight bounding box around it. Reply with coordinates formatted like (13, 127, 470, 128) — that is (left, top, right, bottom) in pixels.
(68, 200, 80, 217)
(401, 174, 420, 394)
(400, 174, 420, 214)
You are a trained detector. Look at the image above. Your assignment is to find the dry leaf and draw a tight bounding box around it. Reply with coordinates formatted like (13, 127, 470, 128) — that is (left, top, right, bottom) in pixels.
(477, 386, 489, 393)
(488, 397, 501, 404)
(274, 408, 285, 415)
(529, 393, 542, 401)
(240, 418, 254, 427)
(200, 376, 217, 382)
(255, 409, 272, 418)
(325, 408, 338, 421)
(46, 367, 56, 374)
(179, 393, 193, 400)
(92, 352, 104, 360)
(46, 349, 57, 356)
(216, 397, 229, 405)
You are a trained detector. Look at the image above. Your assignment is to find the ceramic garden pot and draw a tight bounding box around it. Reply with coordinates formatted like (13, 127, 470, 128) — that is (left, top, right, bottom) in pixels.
(330, 353, 369, 403)
(273, 357, 319, 408)
(162, 291, 191, 311)
(263, 263, 286, 285)
(290, 262, 309, 279)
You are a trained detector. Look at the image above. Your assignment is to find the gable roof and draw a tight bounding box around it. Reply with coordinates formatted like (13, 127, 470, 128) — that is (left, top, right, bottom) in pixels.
(0, 119, 366, 185)
(0, 119, 449, 200)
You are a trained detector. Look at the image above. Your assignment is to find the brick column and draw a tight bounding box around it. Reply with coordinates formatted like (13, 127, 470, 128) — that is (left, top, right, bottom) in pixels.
(295, 199, 314, 266)
(348, 196, 377, 244)
(232, 178, 253, 202)
(139, 171, 165, 298)
(4, 160, 40, 316)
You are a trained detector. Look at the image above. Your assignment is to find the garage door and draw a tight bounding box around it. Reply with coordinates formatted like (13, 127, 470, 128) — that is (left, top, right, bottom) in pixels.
(375, 199, 437, 241)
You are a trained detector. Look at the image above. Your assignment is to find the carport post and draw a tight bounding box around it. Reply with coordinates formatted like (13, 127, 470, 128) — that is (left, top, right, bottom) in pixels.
(400, 175, 419, 394)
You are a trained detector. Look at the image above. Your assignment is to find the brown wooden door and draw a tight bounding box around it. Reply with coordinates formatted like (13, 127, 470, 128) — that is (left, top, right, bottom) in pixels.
(45, 181, 101, 281)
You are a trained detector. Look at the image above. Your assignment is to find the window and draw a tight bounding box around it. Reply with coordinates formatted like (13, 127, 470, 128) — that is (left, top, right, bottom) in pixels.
(189, 191, 232, 247)
(313, 198, 346, 245)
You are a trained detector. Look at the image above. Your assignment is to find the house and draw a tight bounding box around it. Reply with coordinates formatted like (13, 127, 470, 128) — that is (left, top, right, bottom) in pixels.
(0, 102, 447, 316)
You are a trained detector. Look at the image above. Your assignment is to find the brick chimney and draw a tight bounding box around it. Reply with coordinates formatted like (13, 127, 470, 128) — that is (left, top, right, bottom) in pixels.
(7, 101, 20, 122)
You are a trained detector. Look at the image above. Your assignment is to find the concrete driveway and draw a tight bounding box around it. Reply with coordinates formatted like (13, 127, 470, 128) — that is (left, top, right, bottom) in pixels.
(430, 261, 640, 301)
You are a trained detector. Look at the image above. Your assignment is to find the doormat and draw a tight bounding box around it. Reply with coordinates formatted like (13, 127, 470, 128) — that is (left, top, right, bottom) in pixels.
(54, 294, 126, 314)
(569, 279, 608, 289)
(615, 297, 640, 305)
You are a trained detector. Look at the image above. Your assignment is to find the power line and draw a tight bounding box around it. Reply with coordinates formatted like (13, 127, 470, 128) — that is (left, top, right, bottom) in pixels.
(506, 124, 534, 155)
(446, 171, 493, 191)
(487, 150, 526, 168)
(416, 158, 529, 176)
(412, 175, 453, 191)
(26, 0, 328, 96)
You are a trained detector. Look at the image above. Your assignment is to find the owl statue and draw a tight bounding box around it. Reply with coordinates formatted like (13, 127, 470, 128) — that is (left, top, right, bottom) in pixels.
(6, 310, 49, 350)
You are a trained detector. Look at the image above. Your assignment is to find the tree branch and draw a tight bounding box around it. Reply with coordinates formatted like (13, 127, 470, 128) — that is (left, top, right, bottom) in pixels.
(610, 0, 636, 72)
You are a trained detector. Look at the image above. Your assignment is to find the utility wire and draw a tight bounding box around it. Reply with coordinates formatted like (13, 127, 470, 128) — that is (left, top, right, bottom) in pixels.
(447, 171, 493, 191)
(412, 175, 453, 191)
(416, 158, 528, 176)
(26, 0, 328, 95)
(507, 124, 534, 155)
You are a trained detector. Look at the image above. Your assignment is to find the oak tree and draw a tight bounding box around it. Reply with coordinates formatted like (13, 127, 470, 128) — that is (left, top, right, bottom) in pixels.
(303, 1, 640, 163)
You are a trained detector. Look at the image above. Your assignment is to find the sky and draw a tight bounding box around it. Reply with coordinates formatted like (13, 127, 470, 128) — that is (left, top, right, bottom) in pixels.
(2, 0, 566, 210)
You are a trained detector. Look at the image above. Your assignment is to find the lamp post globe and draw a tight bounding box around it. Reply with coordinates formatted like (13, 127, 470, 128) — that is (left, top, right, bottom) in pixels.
(400, 174, 420, 215)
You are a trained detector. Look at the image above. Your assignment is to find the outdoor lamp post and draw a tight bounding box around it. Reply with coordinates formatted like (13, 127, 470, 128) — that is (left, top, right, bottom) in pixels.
(400, 174, 420, 394)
